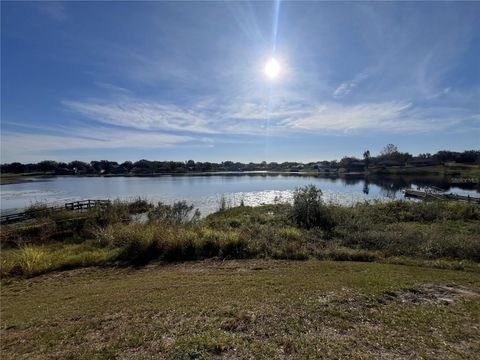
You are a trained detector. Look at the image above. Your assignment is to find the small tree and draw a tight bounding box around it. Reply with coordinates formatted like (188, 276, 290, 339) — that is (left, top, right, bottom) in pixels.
(381, 144, 399, 157)
(291, 185, 335, 232)
(363, 150, 371, 168)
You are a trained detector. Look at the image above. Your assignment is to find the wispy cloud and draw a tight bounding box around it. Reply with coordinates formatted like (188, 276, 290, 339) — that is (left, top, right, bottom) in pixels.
(427, 87, 452, 100)
(333, 71, 370, 98)
(94, 82, 133, 95)
(63, 100, 216, 134)
(222, 99, 310, 122)
(61, 93, 479, 139)
(284, 101, 477, 133)
(63, 97, 305, 136)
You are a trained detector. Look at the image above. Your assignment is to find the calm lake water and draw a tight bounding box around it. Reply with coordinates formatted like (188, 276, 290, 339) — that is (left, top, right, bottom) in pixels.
(1, 173, 478, 215)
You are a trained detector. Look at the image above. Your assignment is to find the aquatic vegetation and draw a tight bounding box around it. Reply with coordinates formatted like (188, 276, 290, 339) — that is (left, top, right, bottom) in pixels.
(1, 186, 479, 278)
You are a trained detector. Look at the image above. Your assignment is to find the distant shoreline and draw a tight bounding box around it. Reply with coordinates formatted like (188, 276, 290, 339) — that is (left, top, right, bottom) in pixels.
(0, 170, 339, 185)
(2, 165, 479, 187)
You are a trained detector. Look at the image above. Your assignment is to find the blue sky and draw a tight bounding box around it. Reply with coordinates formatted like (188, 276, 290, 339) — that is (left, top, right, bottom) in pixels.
(1, 1, 479, 163)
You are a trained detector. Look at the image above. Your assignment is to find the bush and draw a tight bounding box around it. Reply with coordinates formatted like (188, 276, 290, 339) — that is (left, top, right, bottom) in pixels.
(291, 185, 335, 232)
(94, 200, 130, 226)
(148, 201, 200, 225)
(128, 198, 154, 214)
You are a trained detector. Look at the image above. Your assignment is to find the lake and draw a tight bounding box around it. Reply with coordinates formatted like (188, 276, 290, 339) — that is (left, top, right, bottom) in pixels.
(1, 173, 478, 215)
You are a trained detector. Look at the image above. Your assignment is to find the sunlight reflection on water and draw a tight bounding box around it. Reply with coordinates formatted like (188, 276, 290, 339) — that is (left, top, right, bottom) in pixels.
(0, 187, 390, 216)
(1, 174, 477, 216)
(122, 189, 391, 216)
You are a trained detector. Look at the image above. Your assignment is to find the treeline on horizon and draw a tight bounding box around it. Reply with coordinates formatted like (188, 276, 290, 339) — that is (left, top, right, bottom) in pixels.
(1, 145, 479, 175)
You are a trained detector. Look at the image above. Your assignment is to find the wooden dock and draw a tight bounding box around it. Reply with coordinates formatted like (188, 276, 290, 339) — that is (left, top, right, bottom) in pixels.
(0, 199, 110, 224)
(403, 189, 480, 204)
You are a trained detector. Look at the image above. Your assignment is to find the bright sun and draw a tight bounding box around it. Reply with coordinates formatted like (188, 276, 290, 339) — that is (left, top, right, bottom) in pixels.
(264, 58, 280, 79)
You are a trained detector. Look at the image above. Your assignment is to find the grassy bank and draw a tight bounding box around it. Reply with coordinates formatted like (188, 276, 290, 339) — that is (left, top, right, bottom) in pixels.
(1, 188, 479, 358)
(1, 260, 480, 359)
(0, 172, 47, 185)
(1, 188, 479, 279)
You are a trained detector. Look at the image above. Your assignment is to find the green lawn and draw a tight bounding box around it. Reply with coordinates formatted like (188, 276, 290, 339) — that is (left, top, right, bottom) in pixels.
(2, 260, 479, 359)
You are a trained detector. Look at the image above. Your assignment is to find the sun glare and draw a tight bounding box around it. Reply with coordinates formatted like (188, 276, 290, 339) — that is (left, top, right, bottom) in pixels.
(264, 58, 280, 79)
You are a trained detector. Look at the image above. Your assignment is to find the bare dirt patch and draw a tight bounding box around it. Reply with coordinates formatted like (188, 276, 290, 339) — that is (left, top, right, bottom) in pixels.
(379, 283, 480, 306)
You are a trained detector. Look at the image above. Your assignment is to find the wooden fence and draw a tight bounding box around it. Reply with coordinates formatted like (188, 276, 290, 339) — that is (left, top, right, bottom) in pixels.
(403, 189, 480, 204)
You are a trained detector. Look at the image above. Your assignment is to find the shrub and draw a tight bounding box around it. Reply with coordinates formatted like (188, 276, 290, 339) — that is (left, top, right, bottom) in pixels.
(94, 200, 130, 226)
(148, 201, 200, 225)
(291, 185, 335, 231)
(127, 197, 154, 214)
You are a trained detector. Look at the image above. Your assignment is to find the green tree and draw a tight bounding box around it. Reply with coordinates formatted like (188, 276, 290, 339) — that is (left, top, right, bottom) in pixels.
(381, 144, 398, 157)
(363, 150, 371, 168)
(38, 160, 58, 172)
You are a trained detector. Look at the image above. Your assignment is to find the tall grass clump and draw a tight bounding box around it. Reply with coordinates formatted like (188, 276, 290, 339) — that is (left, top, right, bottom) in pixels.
(291, 185, 335, 232)
(218, 195, 228, 212)
(17, 246, 49, 275)
(1, 242, 119, 278)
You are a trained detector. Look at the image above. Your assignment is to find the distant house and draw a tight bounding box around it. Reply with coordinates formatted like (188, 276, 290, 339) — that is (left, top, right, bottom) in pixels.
(377, 160, 403, 167)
